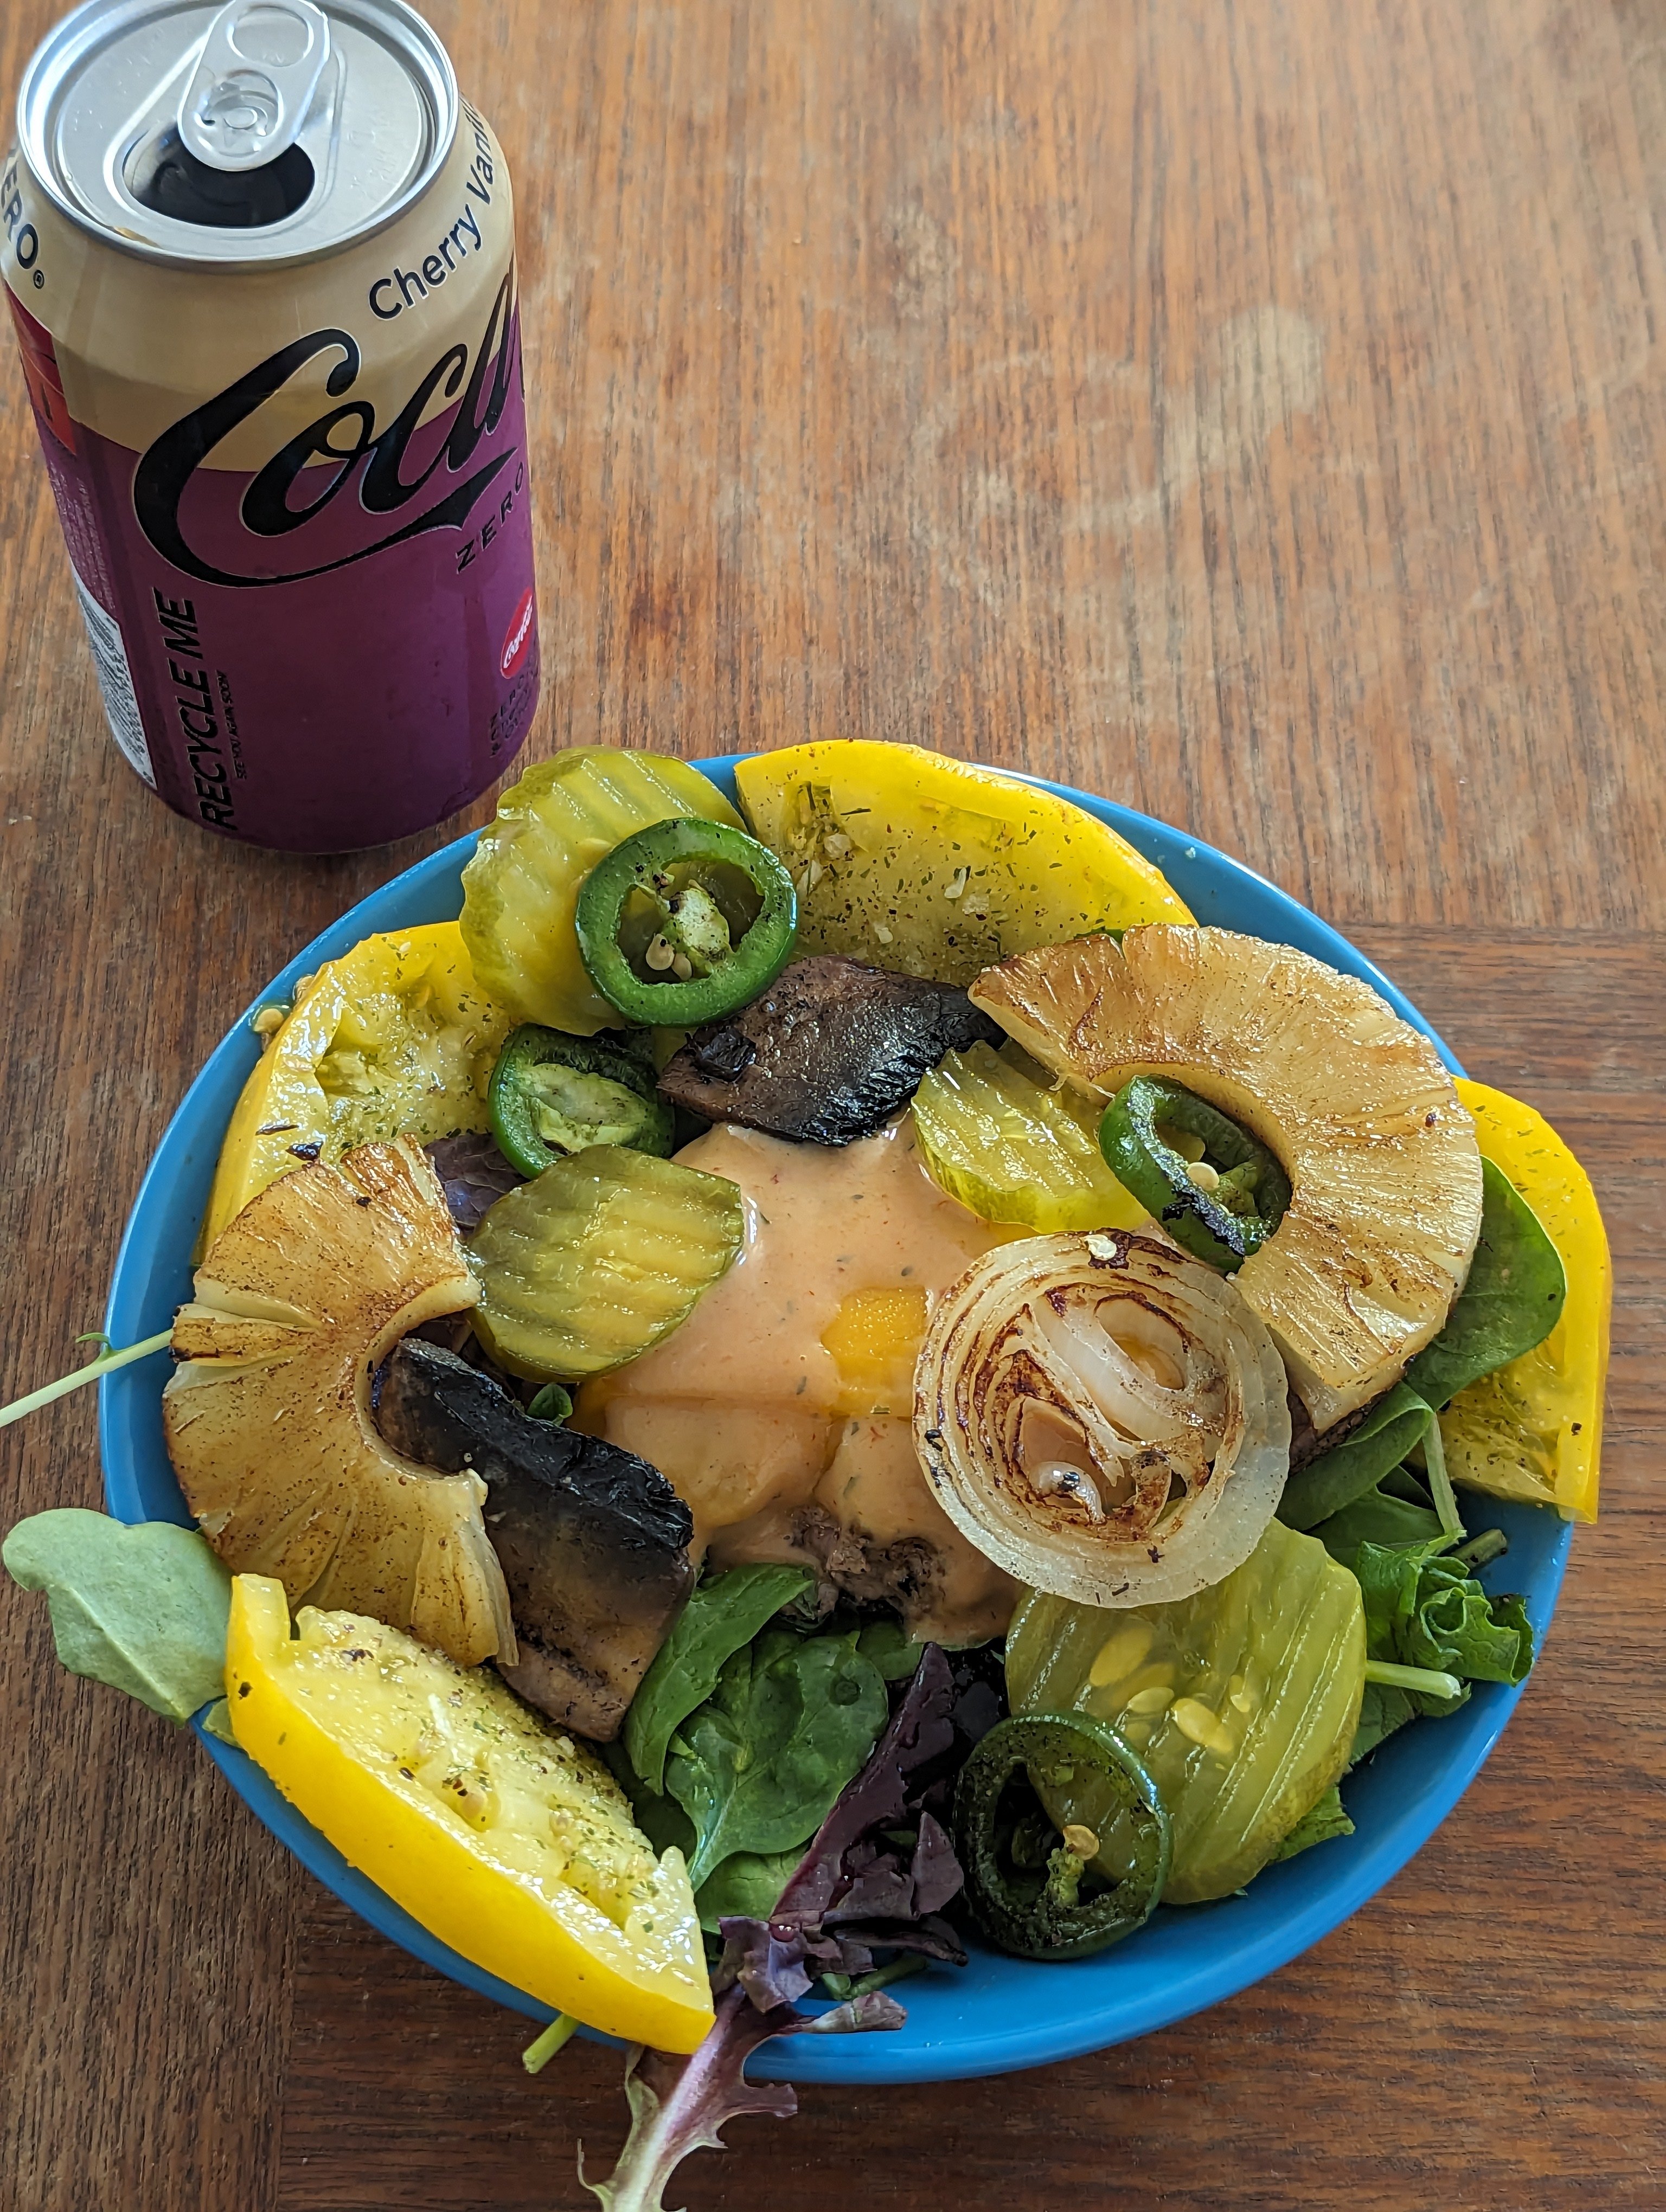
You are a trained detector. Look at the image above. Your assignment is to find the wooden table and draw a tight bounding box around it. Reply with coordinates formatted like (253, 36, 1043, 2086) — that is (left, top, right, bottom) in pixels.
(2, 0, 1661, 2204)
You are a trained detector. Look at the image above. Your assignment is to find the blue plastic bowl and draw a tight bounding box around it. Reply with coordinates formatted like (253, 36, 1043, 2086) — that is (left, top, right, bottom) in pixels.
(100, 758, 1569, 2084)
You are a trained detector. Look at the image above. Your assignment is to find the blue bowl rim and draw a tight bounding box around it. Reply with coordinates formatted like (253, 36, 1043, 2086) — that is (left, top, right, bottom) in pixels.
(96, 754, 1571, 2085)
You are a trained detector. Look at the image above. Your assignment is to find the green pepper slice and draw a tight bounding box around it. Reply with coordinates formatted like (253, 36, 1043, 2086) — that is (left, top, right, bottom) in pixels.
(951, 1713, 1171, 1961)
(1099, 1075, 1291, 1272)
(574, 819, 797, 1028)
(488, 1024, 675, 1179)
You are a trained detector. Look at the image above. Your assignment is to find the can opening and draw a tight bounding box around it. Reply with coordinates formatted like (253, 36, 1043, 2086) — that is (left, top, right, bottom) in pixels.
(126, 125, 313, 228)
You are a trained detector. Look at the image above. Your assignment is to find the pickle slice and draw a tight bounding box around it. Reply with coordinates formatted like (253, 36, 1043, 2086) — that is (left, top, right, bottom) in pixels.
(460, 750, 745, 1037)
(1004, 1520, 1364, 1903)
(469, 1147, 746, 1381)
(912, 1040, 1149, 1233)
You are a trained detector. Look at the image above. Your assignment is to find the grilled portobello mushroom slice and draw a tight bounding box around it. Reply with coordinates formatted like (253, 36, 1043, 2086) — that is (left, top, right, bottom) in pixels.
(375, 1337, 694, 1740)
(657, 955, 1003, 1145)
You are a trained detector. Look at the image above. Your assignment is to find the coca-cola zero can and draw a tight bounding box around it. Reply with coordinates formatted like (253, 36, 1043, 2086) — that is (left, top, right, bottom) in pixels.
(4, 0, 540, 852)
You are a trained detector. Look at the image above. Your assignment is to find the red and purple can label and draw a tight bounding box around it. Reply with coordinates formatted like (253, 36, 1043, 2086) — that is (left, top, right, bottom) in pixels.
(4, 91, 540, 853)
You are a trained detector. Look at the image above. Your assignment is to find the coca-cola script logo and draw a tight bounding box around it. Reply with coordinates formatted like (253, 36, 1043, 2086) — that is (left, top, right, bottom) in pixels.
(132, 275, 521, 589)
(499, 587, 536, 678)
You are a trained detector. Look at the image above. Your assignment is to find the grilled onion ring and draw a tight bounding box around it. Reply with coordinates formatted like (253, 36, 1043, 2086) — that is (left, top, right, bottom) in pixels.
(914, 1229, 1290, 1607)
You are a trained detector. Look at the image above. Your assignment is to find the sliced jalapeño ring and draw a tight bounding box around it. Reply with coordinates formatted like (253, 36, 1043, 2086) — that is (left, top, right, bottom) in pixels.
(1099, 1075, 1291, 1272)
(488, 1023, 674, 1179)
(575, 819, 797, 1028)
(951, 1712, 1171, 1961)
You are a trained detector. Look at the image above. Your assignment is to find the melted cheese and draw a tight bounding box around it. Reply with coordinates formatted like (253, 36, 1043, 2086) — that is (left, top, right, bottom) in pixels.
(579, 1118, 1019, 1642)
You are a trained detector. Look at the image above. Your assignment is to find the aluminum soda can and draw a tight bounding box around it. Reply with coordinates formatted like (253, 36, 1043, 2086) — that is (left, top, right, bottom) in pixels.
(3, 0, 540, 852)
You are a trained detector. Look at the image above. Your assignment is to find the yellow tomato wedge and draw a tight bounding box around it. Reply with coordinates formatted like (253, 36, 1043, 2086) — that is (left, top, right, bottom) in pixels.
(225, 1576, 714, 2052)
(1440, 1079, 1611, 1522)
(202, 923, 512, 1251)
(821, 1284, 931, 1417)
(734, 740, 1193, 986)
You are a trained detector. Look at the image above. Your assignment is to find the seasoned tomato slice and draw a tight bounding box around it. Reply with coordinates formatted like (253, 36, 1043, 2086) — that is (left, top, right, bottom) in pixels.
(226, 1576, 714, 2051)
(202, 923, 512, 1250)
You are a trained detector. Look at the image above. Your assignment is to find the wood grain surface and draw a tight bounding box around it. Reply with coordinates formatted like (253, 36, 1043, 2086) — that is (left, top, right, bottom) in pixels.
(1, 0, 1662, 2206)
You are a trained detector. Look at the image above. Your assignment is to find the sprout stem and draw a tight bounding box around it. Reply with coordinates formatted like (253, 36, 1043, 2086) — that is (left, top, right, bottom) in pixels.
(0, 1331, 174, 1432)
(521, 2013, 578, 2075)
(1421, 1416, 1464, 1544)
(1456, 1527, 1508, 1572)
(1365, 1659, 1464, 1701)
(850, 1953, 930, 1999)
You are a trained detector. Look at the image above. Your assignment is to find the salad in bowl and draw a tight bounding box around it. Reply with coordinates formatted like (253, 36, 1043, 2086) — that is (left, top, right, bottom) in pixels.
(1, 740, 1610, 2203)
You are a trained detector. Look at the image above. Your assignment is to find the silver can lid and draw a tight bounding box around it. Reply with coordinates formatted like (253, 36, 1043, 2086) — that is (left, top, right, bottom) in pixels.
(17, 0, 458, 267)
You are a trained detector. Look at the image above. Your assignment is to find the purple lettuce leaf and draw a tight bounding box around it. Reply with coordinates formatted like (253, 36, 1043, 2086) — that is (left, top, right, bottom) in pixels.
(908, 1806, 964, 1914)
(579, 1984, 902, 2212)
(799, 1990, 908, 2034)
(578, 1648, 969, 2210)
(424, 1131, 525, 1232)
(714, 1906, 966, 2004)
(710, 1645, 966, 2001)
(769, 1643, 959, 1922)
(712, 1916, 815, 2011)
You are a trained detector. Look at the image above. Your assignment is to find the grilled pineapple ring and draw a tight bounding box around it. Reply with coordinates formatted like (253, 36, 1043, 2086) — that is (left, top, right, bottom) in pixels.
(164, 1139, 515, 1668)
(970, 928, 1483, 1431)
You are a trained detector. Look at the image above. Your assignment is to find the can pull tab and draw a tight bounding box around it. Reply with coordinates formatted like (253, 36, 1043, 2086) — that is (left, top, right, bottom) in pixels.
(176, 0, 331, 172)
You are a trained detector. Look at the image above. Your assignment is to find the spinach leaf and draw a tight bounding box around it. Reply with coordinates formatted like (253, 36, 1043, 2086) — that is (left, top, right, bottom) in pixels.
(603, 1745, 696, 1856)
(625, 1563, 814, 1793)
(1404, 1158, 1565, 1409)
(666, 1628, 889, 1887)
(601, 1742, 806, 1931)
(1279, 1383, 1432, 1532)
(1300, 1164, 1566, 1561)
(1273, 1784, 1354, 1862)
(695, 1847, 804, 1927)
(855, 1617, 925, 1682)
(1379, 1462, 1436, 1505)
(1310, 1481, 1445, 1562)
(2, 1510, 230, 1723)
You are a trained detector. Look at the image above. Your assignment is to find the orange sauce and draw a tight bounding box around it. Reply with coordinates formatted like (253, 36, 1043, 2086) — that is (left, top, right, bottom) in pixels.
(579, 1117, 1018, 1642)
